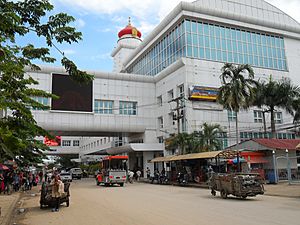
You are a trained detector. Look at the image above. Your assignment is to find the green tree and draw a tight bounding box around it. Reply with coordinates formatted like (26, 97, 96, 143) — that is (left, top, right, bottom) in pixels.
(198, 123, 223, 151)
(167, 133, 191, 155)
(217, 63, 256, 171)
(254, 77, 300, 138)
(0, 0, 94, 163)
(217, 63, 256, 146)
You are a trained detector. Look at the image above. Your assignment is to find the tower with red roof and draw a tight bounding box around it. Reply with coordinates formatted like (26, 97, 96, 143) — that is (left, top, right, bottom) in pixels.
(111, 17, 142, 73)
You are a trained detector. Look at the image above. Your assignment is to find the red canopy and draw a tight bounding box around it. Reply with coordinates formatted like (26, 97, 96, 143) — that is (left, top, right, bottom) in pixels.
(0, 164, 9, 170)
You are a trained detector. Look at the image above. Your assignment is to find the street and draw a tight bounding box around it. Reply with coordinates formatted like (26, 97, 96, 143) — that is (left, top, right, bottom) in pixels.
(16, 179, 300, 225)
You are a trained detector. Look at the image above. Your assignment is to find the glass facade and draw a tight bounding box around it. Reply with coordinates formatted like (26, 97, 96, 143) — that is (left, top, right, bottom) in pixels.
(94, 100, 113, 114)
(240, 132, 295, 140)
(119, 101, 137, 115)
(185, 19, 287, 71)
(127, 21, 186, 76)
(127, 19, 287, 76)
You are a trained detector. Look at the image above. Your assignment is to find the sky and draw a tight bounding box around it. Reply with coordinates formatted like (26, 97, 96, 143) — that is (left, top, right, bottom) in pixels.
(26, 0, 300, 72)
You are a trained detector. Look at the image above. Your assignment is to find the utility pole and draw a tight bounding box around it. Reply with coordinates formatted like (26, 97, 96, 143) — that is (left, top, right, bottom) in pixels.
(169, 96, 185, 154)
(169, 96, 185, 135)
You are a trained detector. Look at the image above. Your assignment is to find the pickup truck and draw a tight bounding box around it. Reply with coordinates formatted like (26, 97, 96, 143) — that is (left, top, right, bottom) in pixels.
(70, 168, 83, 179)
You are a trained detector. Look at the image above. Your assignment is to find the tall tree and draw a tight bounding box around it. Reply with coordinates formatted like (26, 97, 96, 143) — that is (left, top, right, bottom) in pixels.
(217, 63, 257, 171)
(0, 0, 94, 163)
(254, 77, 300, 138)
(198, 123, 223, 151)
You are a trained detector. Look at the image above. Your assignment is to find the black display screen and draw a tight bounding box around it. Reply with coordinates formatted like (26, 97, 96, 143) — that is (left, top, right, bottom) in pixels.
(51, 73, 92, 112)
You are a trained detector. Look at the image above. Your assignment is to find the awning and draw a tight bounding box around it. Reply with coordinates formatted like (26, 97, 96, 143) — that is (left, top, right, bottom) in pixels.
(247, 158, 268, 164)
(150, 155, 175, 163)
(150, 151, 223, 163)
(170, 151, 222, 161)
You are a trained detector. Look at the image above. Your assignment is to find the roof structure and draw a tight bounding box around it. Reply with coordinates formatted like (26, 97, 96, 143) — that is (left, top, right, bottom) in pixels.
(252, 139, 300, 150)
(229, 139, 300, 151)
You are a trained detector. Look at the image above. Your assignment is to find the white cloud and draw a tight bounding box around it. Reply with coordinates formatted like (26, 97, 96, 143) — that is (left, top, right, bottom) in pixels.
(54, 0, 300, 37)
(54, 0, 194, 36)
(62, 49, 76, 55)
(75, 18, 86, 28)
(91, 52, 112, 60)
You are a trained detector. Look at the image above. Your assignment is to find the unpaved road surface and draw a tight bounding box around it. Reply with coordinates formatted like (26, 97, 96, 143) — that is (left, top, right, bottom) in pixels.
(16, 179, 300, 225)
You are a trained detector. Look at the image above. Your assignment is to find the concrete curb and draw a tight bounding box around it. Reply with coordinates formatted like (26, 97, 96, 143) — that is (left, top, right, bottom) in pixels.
(0, 193, 21, 225)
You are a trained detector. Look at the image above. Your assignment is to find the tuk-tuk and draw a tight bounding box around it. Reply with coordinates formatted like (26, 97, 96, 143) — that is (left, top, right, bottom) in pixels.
(209, 173, 264, 199)
(96, 155, 128, 187)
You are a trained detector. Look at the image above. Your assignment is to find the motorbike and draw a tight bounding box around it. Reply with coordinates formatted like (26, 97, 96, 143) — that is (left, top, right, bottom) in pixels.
(159, 174, 169, 185)
(177, 172, 188, 185)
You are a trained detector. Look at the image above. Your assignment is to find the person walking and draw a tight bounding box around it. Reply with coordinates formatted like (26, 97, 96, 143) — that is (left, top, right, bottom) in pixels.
(50, 175, 64, 212)
(146, 167, 151, 180)
(136, 170, 141, 181)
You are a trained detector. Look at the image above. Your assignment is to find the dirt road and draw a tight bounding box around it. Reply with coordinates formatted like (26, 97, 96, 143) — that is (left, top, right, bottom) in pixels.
(16, 179, 300, 225)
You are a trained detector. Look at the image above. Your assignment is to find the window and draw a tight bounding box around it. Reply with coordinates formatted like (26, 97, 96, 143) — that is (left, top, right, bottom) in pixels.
(275, 112, 283, 124)
(158, 117, 164, 129)
(227, 110, 236, 122)
(119, 101, 137, 115)
(94, 100, 113, 114)
(178, 84, 184, 97)
(157, 95, 162, 106)
(158, 136, 164, 143)
(62, 140, 71, 146)
(73, 140, 79, 146)
(254, 110, 263, 123)
(31, 96, 50, 110)
(168, 89, 174, 101)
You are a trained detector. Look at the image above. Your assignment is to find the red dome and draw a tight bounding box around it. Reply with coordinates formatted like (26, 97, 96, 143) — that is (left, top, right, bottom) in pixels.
(118, 18, 142, 38)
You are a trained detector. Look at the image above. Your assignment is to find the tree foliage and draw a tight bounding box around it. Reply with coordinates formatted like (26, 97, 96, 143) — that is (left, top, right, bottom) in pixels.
(217, 63, 257, 146)
(166, 123, 223, 154)
(0, 0, 94, 163)
(254, 77, 300, 137)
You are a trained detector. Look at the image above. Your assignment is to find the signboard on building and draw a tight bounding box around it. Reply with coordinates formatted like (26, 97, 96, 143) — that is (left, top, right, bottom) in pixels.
(189, 86, 219, 101)
(44, 136, 61, 146)
(51, 73, 93, 112)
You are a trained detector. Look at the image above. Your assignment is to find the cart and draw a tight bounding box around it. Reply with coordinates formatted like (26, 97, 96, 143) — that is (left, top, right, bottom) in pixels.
(40, 182, 70, 209)
(209, 173, 264, 199)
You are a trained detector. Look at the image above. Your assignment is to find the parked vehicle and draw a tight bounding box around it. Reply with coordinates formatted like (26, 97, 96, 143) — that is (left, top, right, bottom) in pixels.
(209, 173, 264, 199)
(60, 172, 72, 182)
(40, 182, 70, 209)
(177, 172, 188, 185)
(96, 156, 128, 187)
(70, 168, 83, 180)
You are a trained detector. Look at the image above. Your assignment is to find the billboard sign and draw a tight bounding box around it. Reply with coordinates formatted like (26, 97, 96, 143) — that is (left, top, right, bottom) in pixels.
(51, 73, 93, 112)
(189, 86, 219, 101)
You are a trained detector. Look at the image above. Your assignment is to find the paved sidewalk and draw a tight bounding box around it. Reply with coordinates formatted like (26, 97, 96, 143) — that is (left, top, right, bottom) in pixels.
(264, 182, 300, 198)
(0, 193, 20, 225)
(142, 179, 300, 198)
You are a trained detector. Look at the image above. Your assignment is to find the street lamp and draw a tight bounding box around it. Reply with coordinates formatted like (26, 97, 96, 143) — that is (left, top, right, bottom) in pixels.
(272, 150, 277, 184)
(286, 149, 292, 185)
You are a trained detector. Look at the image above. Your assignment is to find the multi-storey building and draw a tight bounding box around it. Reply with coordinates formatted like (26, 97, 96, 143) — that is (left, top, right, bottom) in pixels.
(28, 0, 300, 175)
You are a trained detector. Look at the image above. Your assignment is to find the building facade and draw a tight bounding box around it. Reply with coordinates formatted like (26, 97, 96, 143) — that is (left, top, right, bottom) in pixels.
(28, 0, 300, 175)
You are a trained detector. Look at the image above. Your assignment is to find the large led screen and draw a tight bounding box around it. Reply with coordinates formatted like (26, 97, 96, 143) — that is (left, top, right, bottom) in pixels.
(51, 73, 92, 112)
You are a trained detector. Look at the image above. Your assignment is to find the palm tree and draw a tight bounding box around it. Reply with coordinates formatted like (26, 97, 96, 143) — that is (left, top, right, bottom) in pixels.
(254, 77, 300, 138)
(166, 123, 224, 154)
(217, 63, 257, 172)
(166, 133, 191, 155)
(198, 123, 223, 151)
(217, 63, 257, 146)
